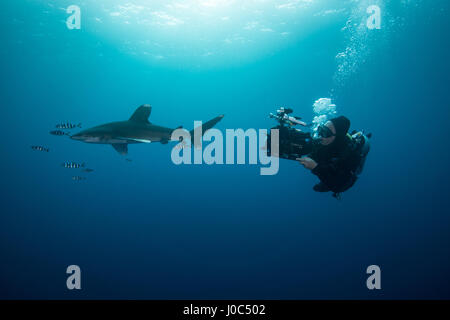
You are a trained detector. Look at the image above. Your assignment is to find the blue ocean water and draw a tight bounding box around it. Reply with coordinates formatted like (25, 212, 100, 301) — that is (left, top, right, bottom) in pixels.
(0, 0, 449, 299)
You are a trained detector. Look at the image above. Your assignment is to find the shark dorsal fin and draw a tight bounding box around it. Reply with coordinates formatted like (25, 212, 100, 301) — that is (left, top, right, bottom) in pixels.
(129, 105, 151, 123)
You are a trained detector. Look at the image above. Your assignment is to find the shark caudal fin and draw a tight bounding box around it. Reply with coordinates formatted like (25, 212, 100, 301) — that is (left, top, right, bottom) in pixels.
(189, 115, 224, 146)
(129, 105, 151, 124)
(112, 144, 128, 155)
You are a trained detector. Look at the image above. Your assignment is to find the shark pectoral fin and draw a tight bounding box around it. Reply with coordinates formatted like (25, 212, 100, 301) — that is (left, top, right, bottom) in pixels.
(129, 105, 152, 124)
(112, 144, 128, 155)
(131, 138, 151, 143)
(119, 137, 151, 143)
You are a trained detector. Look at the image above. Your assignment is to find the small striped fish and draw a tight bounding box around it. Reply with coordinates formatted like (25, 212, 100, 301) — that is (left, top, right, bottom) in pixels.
(72, 176, 86, 181)
(50, 130, 70, 136)
(56, 122, 81, 129)
(62, 162, 85, 169)
(31, 146, 49, 152)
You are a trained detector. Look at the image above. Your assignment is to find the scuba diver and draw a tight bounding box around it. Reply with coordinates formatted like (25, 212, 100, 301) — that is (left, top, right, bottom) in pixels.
(297, 116, 371, 198)
(266, 108, 371, 198)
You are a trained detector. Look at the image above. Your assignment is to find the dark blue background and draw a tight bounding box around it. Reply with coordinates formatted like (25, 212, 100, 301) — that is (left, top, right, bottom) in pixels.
(0, 0, 449, 299)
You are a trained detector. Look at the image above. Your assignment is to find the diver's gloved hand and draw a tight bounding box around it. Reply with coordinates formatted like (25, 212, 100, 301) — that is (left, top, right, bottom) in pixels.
(296, 157, 318, 170)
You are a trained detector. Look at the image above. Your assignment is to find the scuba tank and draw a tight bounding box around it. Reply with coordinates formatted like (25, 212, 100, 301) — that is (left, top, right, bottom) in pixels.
(349, 131, 371, 176)
(331, 131, 371, 200)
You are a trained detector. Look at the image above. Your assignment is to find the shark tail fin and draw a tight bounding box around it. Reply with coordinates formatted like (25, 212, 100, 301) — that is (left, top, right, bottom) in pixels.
(189, 115, 224, 146)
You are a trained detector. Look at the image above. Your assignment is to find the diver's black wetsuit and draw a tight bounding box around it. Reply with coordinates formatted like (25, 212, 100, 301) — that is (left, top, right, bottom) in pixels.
(309, 134, 360, 194)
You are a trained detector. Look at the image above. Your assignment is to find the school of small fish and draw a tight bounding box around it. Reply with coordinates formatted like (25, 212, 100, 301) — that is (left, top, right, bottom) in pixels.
(30, 121, 103, 181)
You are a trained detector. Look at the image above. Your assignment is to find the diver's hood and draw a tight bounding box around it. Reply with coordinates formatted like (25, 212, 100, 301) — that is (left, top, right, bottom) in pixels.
(330, 116, 351, 137)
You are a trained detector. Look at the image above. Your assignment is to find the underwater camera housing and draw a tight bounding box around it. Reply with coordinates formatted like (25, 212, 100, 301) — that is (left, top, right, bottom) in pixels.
(266, 107, 315, 160)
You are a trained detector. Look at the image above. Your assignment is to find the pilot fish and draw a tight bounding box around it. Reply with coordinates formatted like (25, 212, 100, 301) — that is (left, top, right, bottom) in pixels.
(72, 176, 86, 181)
(50, 130, 70, 136)
(31, 146, 49, 152)
(62, 162, 85, 169)
(56, 122, 81, 129)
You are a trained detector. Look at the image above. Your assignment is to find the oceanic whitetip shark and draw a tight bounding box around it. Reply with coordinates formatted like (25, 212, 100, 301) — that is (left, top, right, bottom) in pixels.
(71, 104, 224, 155)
